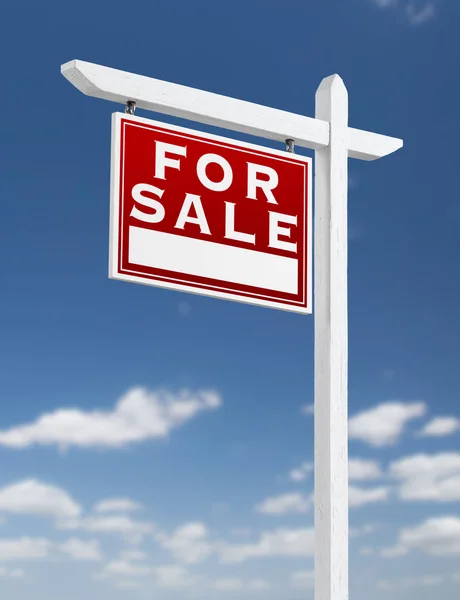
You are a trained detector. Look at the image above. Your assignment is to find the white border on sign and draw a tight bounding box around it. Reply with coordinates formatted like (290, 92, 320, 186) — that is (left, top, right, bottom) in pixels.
(109, 112, 312, 314)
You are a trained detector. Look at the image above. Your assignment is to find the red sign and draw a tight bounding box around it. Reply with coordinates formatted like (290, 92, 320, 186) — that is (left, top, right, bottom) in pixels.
(110, 113, 311, 313)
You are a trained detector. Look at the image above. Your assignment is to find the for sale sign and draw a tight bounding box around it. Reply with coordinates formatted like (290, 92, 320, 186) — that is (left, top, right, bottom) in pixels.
(110, 113, 311, 313)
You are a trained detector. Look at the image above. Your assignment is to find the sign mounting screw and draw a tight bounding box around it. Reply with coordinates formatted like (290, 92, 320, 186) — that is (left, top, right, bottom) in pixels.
(125, 101, 136, 115)
(286, 138, 295, 153)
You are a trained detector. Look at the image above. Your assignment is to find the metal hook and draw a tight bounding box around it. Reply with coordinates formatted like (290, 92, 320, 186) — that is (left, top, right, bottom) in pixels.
(125, 101, 136, 115)
(285, 138, 295, 153)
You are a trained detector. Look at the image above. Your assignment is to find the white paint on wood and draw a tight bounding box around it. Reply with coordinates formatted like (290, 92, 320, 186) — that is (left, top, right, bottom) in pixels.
(314, 75, 349, 600)
(348, 126, 402, 161)
(61, 60, 402, 160)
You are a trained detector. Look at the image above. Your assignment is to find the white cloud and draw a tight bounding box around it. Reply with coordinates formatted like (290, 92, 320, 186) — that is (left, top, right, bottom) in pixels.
(258, 483, 387, 514)
(247, 579, 270, 591)
(230, 528, 252, 537)
(0, 567, 25, 579)
(418, 417, 460, 437)
(213, 578, 243, 591)
(119, 549, 147, 561)
(301, 404, 314, 415)
(57, 515, 155, 544)
(0, 480, 81, 519)
(0, 537, 52, 561)
(406, 2, 436, 25)
(349, 401, 426, 447)
(256, 492, 311, 515)
(114, 580, 142, 590)
(371, 0, 437, 25)
(59, 538, 102, 561)
(156, 522, 213, 564)
(349, 459, 383, 481)
(0, 387, 222, 450)
(380, 545, 408, 558)
(155, 565, 200, 588)
(103, 559, 151, 577)
(377, 578, 402, 590)
(350, 523, 380, 538)
(211, 577, 269, 592)
(420, 575, 445, 585)
(93, 498, 142, 513)
(349, 485, 390, 507)
(220, 527, 314, 563)
(377, 575, 444, 590)
(289, 462, 313, 482)
(290, 570, 314, 589)
(383, 516, 460, 557)
(389, 452, 460, 502)
(289, 459, 381, 482)
(372, 0, 398, 7)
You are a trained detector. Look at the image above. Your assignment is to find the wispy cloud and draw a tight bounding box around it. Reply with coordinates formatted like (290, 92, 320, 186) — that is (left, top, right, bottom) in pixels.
(373, 0, 398, 7)
(406, 2, 436, 25)
(255, 492, 312, 515)
(101, 559, 151, 577)
(349, 485, 390, 507)
(0, 387, 222, 450)
(377, 574, 446, 590)
(383, 369, 396, 381)
(301, 403, 314, 416)
(289, 461, 313, 482)
(290, 570, 314, 589)
(93, 498, 143, 513)
(58, 514, 156, 544)
(178, 301, 192, 317)
(220, 527, 314, 562)
(0, 566, 24, 579)
(370, 0, 437, 26)
(349, 458, 383, 481)
(288, 458, 382, 482)
(59, 538, 103, 561)
(155, 565, 200, 588)
(155, 522, 214, 565)
(0, 537, 52, 561)
(0, 536, 104, 563)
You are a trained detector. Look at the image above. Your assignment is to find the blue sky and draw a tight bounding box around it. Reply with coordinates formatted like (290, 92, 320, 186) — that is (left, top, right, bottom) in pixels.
(1, 0, 460, 598)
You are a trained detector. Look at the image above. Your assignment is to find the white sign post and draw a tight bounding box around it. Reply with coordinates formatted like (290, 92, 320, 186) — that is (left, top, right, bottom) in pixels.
(314, 75, 350, 600)
(61, 60, 403, 600)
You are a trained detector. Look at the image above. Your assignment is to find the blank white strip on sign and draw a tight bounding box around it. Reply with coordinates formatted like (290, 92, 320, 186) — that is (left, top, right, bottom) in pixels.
(128, 226, 298, 295)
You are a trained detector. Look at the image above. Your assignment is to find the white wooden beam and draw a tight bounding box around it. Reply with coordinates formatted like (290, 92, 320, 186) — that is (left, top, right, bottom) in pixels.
(314, 74, 349, 600)
(61, 60, 402, 161)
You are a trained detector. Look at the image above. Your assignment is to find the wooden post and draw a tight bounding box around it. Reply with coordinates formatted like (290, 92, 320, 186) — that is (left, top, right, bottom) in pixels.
(314, 75, 349, 600)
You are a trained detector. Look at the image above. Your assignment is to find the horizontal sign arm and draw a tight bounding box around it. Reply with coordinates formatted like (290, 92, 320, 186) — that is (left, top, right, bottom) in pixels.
(61, 60, 402, 161)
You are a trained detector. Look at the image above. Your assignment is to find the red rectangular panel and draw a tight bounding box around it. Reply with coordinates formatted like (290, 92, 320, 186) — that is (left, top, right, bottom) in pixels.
(109, 113, 311, 313)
